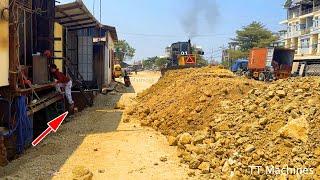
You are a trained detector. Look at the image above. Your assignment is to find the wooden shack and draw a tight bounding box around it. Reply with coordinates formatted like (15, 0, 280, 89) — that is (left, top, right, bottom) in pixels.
(55, 1, 118, 92)
(0, 0, 65, 163)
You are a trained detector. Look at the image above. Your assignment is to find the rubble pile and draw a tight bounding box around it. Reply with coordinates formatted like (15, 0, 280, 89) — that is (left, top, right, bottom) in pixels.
(129, 66, 261, 136)
(128, 67, 320, 179)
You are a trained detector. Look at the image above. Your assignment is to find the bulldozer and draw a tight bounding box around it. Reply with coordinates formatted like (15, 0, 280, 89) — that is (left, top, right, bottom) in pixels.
(161, 39, 204, 76)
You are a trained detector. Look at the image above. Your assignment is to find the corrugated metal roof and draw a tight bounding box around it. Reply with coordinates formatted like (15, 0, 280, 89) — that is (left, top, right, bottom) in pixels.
(103, 25, 118, 41)
(55, 0, 99, 31)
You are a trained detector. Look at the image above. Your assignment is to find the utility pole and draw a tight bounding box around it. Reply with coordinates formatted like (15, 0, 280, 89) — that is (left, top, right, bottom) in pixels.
(210, 48, 214, 64)
(93, 0, 95, 17)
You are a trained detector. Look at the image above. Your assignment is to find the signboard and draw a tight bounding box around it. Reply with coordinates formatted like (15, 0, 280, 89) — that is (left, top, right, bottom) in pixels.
(178, 55, 197, 66)
(185, 55, 196, 64)
(0, 0, 9, 87)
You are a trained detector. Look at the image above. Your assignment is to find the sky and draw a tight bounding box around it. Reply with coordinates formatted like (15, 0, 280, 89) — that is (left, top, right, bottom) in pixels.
(58, 0, 287, 63)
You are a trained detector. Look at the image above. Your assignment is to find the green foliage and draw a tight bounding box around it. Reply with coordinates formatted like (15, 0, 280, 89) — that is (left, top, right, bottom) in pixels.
(142, 56, 157, 69)
(232, 21, 278, 52)
(191, 46, 207, 66)
(228, 49, 249, 60)
(155, 57, 168, 68)
(143, 56, 169, 69)
(221, 50, 249, 68)
(196, 54, 208, 66)
(115, 40, 135, 62)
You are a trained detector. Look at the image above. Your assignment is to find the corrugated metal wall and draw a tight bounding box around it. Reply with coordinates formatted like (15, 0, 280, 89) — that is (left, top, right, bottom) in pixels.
(77, 29, 94, 81)
(0, 0, 9, 87)
(66, 31, 78, 75)
(78, 36, 93, 81)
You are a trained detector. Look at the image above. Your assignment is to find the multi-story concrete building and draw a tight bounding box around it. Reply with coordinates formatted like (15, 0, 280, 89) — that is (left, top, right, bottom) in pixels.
(281, 0, 320, 75)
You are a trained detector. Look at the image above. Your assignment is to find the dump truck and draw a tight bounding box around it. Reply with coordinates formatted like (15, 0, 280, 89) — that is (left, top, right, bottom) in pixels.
(246, 47, 295, 81)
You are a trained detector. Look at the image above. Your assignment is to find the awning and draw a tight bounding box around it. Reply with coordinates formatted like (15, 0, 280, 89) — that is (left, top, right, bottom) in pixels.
(55, 0, 99, 31)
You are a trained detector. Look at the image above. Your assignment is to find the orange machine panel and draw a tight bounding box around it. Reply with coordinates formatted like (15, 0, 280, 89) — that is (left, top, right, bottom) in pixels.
(248, 48, 268, 70)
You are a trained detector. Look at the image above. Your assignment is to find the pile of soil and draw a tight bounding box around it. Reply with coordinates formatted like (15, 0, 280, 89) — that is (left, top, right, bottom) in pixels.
(129, 66, 262, 136)
(127, 67, 320, 179)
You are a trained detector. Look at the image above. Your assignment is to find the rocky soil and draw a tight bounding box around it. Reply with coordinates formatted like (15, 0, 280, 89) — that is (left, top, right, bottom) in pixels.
(127, 67, 320, 179)
(129, 67, 263, 136)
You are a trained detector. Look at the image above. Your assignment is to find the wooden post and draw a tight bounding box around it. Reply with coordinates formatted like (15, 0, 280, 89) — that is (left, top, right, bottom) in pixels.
(9, 1, 18, 91)
(0, 135, 8, 167)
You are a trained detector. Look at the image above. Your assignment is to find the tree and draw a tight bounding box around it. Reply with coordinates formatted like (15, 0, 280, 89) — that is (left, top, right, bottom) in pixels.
(221, 49, 249, 68)
(142, 56, 169, 69)
(232, 21, 278, 52)
(227, 49, 249, 60)
(114, 40, 135, 62)
(196, 54, 208, 66)
(142, 56, 157, 69)
(155, 57, 168, 68)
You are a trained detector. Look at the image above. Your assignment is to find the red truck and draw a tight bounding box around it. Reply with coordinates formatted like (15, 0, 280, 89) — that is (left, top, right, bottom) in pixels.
(246, 47, 295, 81)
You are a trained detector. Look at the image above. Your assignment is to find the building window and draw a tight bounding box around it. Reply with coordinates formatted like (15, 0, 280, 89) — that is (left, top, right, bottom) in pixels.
(300, 38, 310, 53)
(288, 23, 292, 32)
(314, 17, 319, 29)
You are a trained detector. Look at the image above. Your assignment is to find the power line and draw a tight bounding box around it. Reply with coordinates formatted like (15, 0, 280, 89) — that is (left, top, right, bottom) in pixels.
(117, 32, 234, 38)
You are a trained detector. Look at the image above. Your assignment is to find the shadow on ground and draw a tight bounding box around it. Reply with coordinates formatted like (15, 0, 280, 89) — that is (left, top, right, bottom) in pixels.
(0, 91, 124, 179)
(0, 73, 161, 179)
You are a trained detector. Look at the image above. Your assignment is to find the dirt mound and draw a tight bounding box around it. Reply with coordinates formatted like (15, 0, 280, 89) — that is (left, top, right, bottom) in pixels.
(129, 66, 262, 136)
(183, 77, 320, 179)
(128, 67, 320, 179)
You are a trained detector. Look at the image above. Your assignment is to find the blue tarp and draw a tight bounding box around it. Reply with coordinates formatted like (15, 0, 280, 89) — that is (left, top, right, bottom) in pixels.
(15, 96, 33, 154)
(1, 96, 33, 154)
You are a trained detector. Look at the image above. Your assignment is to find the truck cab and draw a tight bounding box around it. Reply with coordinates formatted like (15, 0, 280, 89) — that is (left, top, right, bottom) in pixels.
(231, 59, 248, 75)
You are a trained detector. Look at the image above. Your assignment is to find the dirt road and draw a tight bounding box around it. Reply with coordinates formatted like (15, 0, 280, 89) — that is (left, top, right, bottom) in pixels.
(0, 71, 196, 180)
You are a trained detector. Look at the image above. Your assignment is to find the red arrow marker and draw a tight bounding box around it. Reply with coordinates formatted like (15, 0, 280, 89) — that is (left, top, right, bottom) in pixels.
(32, 111, 69, 147)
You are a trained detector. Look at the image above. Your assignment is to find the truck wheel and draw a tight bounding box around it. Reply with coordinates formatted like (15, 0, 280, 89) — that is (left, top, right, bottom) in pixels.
(264, 72, 271, 82)
(245, 71, 252, 79)
(239, 71, 245, 76)
(259, 73, 265, 81)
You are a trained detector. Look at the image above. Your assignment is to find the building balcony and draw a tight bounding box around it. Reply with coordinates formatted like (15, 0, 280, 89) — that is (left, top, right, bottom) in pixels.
(287, 31, 301, 38)
(301, 28, 311, 35)
(311, 26, 320, 33)
(279, 33, 288, 40)
(312, 49, 318, 55)
(314, 6, 320, 12)
(301, 8, 313, 16)
(300, 47, 310, 54)
(287, 6, 320, 20)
